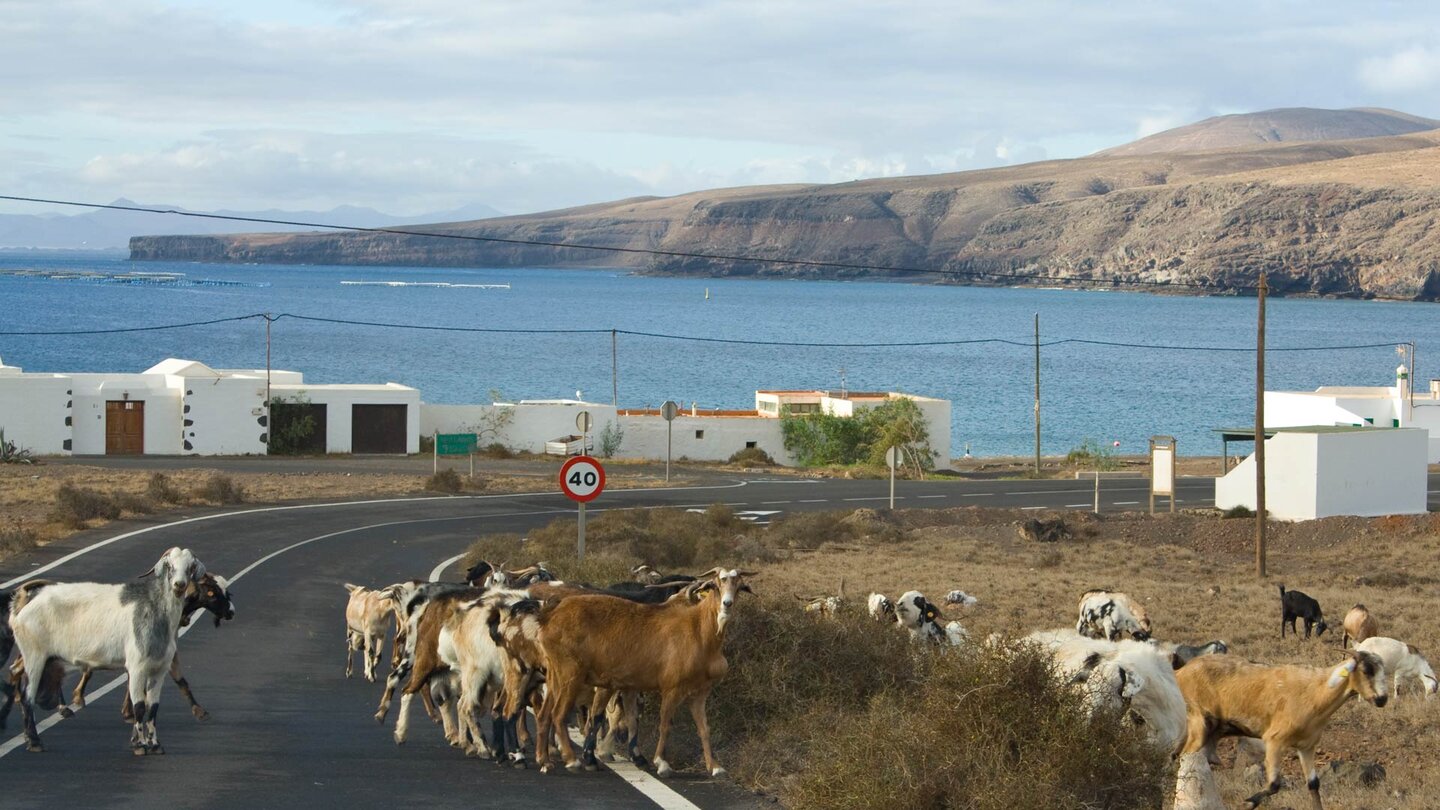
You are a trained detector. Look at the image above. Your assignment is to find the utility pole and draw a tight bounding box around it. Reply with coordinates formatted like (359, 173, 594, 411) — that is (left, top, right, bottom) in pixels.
(1034, 313, 1042, 476)
(1255, 276, 1267, 578)
(611, 330, 618, 407)
(265, 314, 273, 451)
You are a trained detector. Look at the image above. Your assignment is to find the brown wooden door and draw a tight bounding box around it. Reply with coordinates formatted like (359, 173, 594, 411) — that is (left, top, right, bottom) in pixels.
(351, 404, 407, 454)
(105, 400, 145, 454)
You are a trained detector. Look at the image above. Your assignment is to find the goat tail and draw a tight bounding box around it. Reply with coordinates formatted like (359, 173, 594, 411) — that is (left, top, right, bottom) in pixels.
(1277, 584, 1285, 597)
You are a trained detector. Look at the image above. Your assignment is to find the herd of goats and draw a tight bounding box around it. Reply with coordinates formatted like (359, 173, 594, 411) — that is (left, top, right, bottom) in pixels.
(0, 546, 1437, 810)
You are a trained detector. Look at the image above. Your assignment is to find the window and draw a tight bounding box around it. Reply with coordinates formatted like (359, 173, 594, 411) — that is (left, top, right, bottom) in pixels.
(695, 430, 705, 440)
(745, 441, 757, 448)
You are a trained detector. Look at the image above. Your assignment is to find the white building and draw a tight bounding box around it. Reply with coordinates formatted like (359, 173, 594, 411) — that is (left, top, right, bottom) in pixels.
(1266, 364, 1440, 462)
(1214, 426, 1427, 521)
(420, 389, 952, 469)
(0, 356, 419, 456)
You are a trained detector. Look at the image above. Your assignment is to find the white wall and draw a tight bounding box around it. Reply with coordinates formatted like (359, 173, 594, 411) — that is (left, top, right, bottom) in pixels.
(182, 376, 268, 455)
(619, 414, 793, 464)
(0, 373, 72, 455)
(69, 374, 183, 455)
(1216, 429, 1427, 521)
(421, 401, 618, 454)
(276, 384, 421, 454)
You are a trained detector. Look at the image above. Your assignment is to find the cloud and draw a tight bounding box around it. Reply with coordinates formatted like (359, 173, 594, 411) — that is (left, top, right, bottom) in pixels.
(1359, 45, 1440, 93)
(3, 1, 1440, 215)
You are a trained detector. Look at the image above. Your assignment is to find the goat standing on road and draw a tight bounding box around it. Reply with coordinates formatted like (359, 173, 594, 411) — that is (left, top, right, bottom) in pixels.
(9, 547, 207, 755)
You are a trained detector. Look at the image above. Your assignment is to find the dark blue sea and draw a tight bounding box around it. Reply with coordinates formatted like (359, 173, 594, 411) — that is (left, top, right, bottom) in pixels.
(1, 250, 1432, 458)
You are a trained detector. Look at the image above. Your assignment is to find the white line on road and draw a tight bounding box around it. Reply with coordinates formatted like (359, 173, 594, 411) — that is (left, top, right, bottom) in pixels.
(1114, 501, 1140, 505)
(916, 495, 948, 499)
(961, 493, 992, 497)
(565, 729, 701, 810)
(429, 553, 467, 582)
(1020, 506, 1048, 510)
(843, 497, 898, 502)
(760, 500, 792, 505)
(1064, 503, 1092, 508)
(797, 499, 827, 503)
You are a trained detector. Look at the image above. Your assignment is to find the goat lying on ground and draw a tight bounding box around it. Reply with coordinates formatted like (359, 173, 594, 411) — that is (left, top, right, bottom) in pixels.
(528, 568, 755, 778)
(798, 579, 845, 618)
(1176, 650, 1388, 809)
(344, 583, 394, 683)
(1357, 636, 1438, 699)
(9, 547, 207, 754)
(1279, 585, 1328, 638)
(1076, 589, 1152, 641)
(866, 593, 896, 622)
(1165, 640, 1229, 668)
(944, 589, 979, 607)
(1342, 604, 1379, 649)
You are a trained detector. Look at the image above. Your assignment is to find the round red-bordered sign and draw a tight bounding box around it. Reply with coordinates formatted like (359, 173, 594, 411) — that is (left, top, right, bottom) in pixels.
(559, 455, 606, 503)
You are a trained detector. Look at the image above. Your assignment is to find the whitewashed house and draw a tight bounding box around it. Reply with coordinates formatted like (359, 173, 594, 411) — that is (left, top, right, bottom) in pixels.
(1265, 364, 1440, 462)
(420, 388, 952, 469)
(0, 356, 419, 456)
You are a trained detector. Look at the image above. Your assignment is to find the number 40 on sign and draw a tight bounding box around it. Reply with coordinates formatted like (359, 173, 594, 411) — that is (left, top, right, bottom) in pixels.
(559, 455, 605, 559)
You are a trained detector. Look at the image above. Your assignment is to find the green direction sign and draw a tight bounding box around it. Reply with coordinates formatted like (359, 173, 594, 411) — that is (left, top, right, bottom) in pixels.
(436, 433, 477, 456)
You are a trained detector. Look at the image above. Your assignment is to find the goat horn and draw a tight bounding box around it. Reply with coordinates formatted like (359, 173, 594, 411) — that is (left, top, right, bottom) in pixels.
(737, 570, 760, 577)
(695, 567, 725, 579)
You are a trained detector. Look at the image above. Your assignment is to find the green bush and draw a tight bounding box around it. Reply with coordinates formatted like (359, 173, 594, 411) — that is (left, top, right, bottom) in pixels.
(268, 394, 320, 455)
(780, 398, 934, 475)
(726, 446, 776, 466)
(599, 421, 625, 459)
(1065, 438, 1119, 471)
(1, 428, 34, 464)
(51, 484, 121, 528)
(195, 475, 246, 504)
(1223, 505, 1254, 519)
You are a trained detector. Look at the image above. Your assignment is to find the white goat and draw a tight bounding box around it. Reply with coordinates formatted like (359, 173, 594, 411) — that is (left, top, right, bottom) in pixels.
(894, 591, 947, 644)
(344, 583, 394, 683)
(1357, 636, 1438, 700)
(866, 592, 896, 622)
(9, 547, 206, 755)
(1025, 629, 1187, 754)
(944, 589, 978, 607)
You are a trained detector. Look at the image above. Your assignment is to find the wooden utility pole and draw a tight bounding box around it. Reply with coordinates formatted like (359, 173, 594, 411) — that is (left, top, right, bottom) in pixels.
(1255, 276, 1267, 578)
(1034, 313, 1041, 476)
(265, 314, 273, 451)
(611, 329, 618, 407)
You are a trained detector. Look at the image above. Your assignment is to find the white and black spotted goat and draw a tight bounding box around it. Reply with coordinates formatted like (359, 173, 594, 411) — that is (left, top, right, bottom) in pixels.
(894, 591, 967, 646)
(1076, 589, 1152, 642)
(8, 547, 207, 755)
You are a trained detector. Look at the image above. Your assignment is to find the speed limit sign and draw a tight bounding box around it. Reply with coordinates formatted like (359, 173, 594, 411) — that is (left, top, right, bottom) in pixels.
(558, 455, 606, 503)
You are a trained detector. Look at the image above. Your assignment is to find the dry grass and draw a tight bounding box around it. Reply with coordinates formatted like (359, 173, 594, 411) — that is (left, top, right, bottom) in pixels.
(757, 508, 1440, 808)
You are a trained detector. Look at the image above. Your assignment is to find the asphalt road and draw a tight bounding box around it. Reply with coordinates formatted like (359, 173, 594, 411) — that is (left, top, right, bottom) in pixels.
(1, 471, 1433, 808)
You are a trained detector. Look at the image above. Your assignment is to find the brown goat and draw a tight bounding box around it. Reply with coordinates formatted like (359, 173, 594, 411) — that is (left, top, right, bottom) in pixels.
(525, 568, 755, 777)
(344, 583, 394, 683)
(1176, 651, 1389, 810)
(1342, 604, 1379, 649)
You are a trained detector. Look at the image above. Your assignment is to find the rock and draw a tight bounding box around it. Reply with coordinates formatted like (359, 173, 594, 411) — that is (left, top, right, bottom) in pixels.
(1243, 764, 1265, 785)
(1329, 759, 1386, 787)
(1018, 518, 1071, 543)
(1206, 585, 1221, 597)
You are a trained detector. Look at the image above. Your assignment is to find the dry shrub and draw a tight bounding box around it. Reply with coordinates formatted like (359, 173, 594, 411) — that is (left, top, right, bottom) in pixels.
(517, 507, 753, 571)
(727, 446, 776, 466)
(0, 522, 38, 556)
(425, 468, 464, 493)
(51, 483, 121, 528)
(479, 442, 515, 459)
(112, 492, 155, 515)
(782, 642, 1167, 810)
(146, 472, 185, 504)
(195, 475, 246, 504)
(461, 532, 636, 588)
(1377, 514, 1411, 534)
(769, 509, 901, 549)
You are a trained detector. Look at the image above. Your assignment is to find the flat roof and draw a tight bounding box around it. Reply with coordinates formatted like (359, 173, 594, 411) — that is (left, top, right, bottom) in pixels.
(1214, 424, 1394, 439)
(620, 408, 764, 418)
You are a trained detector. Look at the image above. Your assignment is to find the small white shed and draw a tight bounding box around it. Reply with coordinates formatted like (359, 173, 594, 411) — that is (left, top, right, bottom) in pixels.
(1215, 426, 1428, 521)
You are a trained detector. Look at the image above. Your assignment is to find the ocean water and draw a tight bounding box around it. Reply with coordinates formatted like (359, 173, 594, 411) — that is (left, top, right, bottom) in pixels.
(0, 250, 1433, 458)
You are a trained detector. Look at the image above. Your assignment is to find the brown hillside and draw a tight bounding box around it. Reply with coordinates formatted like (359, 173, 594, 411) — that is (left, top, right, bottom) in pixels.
(130, 116, 1440, 300)
(1097, 107, 1440, 157)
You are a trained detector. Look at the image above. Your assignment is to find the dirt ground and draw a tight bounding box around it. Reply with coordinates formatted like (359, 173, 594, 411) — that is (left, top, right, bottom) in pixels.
(0, 462, 690, 551)
(758, 507, 1440, 809)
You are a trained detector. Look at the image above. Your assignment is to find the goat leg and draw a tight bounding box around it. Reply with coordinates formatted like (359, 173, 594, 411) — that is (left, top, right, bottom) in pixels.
(652, 690, 681, 779)
(1243, 741, 1286, 808)
(166, 654, 208, 721)
(1297, 748, 1324, 810)
(689, 691, 724, 777)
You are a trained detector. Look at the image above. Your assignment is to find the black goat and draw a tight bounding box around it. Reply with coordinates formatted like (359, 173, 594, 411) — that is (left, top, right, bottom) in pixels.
(1279, 585, 1328, 638)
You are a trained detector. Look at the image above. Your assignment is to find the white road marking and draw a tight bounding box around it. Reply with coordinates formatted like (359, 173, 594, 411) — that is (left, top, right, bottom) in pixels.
(564, 728, 701, 810)
(0, 480, 752, 591)
(1114, 501, 1140, 505)
(428, 553, 467, 582)
(1021, 506, 1048, 510)
(916, 495, 948, 499)
(843, 497, 896, 502)
(760, 500, 792, 505)
(1064, 503, 1092, 508)
(797, 499, 827, 503)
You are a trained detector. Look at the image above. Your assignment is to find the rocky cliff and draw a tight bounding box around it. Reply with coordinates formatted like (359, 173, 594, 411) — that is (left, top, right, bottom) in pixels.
(130, 113, 1440, 300)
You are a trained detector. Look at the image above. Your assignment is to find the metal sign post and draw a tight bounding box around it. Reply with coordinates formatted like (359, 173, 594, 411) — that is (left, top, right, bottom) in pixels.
(558, 455, 605, 560)
(660, 400, 679, 482)
(885, 446, 899, 509)
(576, 410, 592, 457)
(1150, 435, 1177, 514)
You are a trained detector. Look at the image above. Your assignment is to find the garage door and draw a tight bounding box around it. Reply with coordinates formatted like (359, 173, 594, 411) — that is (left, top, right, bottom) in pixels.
(351, 404, 407, 454)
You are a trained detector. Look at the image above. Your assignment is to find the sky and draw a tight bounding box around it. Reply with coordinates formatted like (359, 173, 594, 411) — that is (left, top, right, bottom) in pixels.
(3, 0, 1440, 218)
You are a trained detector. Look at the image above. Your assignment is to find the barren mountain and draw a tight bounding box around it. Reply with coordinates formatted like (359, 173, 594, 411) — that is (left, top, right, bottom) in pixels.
(130, 109, 1440, 300)
(1097, 107, 1440, 157)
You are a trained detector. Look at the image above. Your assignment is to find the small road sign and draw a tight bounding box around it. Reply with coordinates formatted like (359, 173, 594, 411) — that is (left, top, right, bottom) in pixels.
(576, 410, 593, 434)
(660, 401, 679, 421)
(435, 433, 477, 456)
(559, 455, 606, 503)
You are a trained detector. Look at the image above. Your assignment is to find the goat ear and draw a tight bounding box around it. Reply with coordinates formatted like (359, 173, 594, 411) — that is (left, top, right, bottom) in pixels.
(740, 583, 754, 595)
(1327, 658, 1358, 689)
(1171, 653, 1186, 671)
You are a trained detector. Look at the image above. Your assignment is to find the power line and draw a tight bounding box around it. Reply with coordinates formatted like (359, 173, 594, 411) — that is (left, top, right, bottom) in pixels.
(0, 193, 1256, 292)
(0, 310, 1410, 352)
